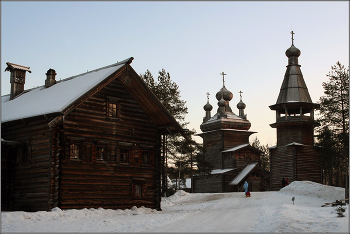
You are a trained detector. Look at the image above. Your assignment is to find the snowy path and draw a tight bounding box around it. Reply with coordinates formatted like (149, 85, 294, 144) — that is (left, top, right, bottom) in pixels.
(147, 192, 263, 232)
(1, 181, 348, 233)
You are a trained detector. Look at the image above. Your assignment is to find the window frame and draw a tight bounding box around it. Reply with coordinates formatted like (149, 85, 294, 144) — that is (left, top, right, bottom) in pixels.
(106, 97, 120, 119)
(132, 179, 145, 199)
(70, 143, 80, 160)
(142, 150, 149, 164)
(97, 146, 105, 161)
(119, 148, 129, 163)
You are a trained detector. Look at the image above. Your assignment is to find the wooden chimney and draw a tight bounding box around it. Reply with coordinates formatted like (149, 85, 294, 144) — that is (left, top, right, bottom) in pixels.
(5, 62, 31, 100)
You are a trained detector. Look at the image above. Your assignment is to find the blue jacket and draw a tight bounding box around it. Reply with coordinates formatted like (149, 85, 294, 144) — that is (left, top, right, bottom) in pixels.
(243, 181, 248, 190)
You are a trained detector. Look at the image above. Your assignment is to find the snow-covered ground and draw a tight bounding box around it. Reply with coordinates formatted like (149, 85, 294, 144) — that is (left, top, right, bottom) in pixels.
(1, 181, 349, 233)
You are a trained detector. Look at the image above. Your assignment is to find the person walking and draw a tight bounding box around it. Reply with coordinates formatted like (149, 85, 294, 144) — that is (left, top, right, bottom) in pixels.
(282, 178, 286, 187)
(243, 181, 249, 196)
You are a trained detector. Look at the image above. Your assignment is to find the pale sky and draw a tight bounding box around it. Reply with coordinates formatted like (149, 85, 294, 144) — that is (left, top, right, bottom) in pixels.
(1, 1, 349, 146)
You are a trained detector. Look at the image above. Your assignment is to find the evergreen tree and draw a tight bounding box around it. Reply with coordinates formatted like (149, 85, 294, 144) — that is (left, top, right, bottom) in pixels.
(140, 69, 188, 126)
(316, 61, 349, 200)
(315, 126, 339, 185)
(140, 69, 207, 194)
(251, 137, 270, 172)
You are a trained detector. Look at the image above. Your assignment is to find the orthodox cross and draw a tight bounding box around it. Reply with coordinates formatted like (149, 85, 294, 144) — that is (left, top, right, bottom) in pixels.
(206, 92, 210, 102)
(291, 31, 295, 45)
(220, 72, 227, 86)
(239, 90, 243, 101)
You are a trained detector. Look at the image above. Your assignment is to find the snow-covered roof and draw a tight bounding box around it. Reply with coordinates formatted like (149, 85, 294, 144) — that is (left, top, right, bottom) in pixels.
(286, 142, 304, 146)
(196, 128, 256, 136)
(211, 168, 235, 175)
(205, 112, 243, 123)
(229, 163, 258, 185)
(5, 62, 32, 72)
(222, 143, 249, 153)
(1, 58, 131, 123)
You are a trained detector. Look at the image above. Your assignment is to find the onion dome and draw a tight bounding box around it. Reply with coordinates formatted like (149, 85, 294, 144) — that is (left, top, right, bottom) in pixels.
(204, 101, 213, 111)
(218, 97, 227, 107)
(216, 86, 233, 101)
(237, 100, 246, 109)
(285, 44, 301, 57)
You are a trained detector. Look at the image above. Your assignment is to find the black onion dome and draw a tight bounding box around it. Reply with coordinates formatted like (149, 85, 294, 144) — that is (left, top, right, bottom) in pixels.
(204, 102, 213, 111)
(237, 100, 246, 109)
(216, 86, 233, 101)
(218, 97, 227, 107)
(285, 44, 301, 57)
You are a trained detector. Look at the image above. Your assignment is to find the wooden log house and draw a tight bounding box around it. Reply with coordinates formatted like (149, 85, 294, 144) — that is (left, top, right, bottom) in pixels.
(1, 58, 184, 211)
(269, 33, 321, 191)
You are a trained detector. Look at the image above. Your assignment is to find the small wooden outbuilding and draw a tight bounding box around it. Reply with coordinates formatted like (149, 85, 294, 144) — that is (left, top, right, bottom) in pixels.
(1, 58, 183, 211)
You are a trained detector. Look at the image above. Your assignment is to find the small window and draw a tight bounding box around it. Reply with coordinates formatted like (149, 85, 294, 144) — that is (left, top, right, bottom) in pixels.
(132, 180, 144, 199)
(108, 103, 117, 117)
(70, 144, 80, 159)
(134, 150, 139, 164)
(97, 147, 105, 161)
(120, 149, 129, 163)
(135, 184, 142, 197)
(107, 98, 119, 118)
(142, 151, 149, 164)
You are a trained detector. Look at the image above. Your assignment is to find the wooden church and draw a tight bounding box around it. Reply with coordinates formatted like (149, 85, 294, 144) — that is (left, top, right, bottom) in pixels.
(193, 74, 269, 193)
(269, 32, 321, 190)
(1, 58, 185, 211)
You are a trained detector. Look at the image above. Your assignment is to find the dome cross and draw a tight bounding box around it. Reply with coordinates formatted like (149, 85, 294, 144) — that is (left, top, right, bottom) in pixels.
(220, 72, 227, 86)
(291, 31, 295, 45)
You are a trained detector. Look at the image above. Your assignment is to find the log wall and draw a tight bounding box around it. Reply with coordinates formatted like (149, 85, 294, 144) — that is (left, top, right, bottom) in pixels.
(270, 145, 321, 190)
(201, 131, 223, 169)
(1, 118, 52, 211)
(296, 146, 321, 183)
(269, 146, 294, 191)
(193, 173, 223, 193)
(223, 131, 252, 150)
(60, 78, 161, 210)
(277, 124, 314, 146)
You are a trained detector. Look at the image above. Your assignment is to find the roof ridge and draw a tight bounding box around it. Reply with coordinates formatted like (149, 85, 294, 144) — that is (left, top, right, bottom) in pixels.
(57, 57, 133, 84)
(1, 57, 133, 98)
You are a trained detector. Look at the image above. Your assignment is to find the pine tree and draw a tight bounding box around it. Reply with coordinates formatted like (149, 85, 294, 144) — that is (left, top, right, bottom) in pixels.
(251, 137, 270, 172)
(315, 126, 338, 185)
(141, 69, 188, 126)
(317, 61, 349, 200)
(140, 69, 205, 194)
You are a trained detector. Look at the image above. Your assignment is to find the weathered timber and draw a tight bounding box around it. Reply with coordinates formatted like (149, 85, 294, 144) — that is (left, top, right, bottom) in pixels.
(2, 60, 182, 212)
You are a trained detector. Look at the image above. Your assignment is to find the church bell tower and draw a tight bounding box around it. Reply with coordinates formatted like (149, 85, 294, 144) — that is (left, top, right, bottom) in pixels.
(269, 32, 321, 190)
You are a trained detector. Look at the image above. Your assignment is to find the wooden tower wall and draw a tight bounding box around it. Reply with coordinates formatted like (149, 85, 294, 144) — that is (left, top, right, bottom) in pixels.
(223, 131, 252, 150)
(269, 146, 295, 191)
(296, 146, 321, 183)
(201, 131, 224, 169)
(277, 124, 314, 146)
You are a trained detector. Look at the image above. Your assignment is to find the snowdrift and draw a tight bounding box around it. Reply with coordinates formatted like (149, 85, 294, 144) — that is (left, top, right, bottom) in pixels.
(279, 180, 345, 201)
(162, 190, 190, 207)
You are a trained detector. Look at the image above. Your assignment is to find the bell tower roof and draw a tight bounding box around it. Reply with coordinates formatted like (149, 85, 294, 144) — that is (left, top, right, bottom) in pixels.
(270, 31, 318, 111)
